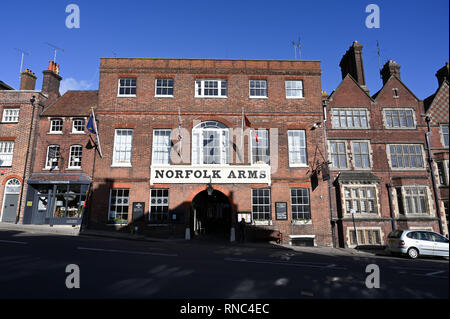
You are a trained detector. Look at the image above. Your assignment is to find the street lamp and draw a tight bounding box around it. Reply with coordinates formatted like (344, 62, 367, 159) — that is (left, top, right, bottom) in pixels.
(206, 177, 214, 196)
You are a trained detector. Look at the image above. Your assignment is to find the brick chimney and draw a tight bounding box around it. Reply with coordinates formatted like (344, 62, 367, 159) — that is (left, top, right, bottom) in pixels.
(435, 62, 449, 87)
(339, 41, 369, 93)
(42, 60, 62, 100)
(20, 69, 37, 90)
(380, 60, 401, 85)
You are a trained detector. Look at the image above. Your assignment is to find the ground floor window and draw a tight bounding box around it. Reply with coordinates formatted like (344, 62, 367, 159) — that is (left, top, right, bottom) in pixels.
(349, 228, 381, 246)
(291, 188, 310, 220)
(397, 186, 429, 215)
(53, 184, 87, 219)
(252, 189, 271, 220)
(108, 189, 130, 224)
(149, 189, 169, 223)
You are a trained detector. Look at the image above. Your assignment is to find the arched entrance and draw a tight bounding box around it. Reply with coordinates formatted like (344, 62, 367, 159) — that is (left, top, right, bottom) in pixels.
(190, 189, 232, 239)
(1, 178, 21, 223)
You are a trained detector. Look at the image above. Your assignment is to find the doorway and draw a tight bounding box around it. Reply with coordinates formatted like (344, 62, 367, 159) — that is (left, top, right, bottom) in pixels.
(191, 190, 232, 239)
(1, 178, 21, 223)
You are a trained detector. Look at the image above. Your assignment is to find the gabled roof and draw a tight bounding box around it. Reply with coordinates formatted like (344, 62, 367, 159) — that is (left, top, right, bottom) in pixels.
(327, 73, 374, 102)
(371, 75, 420, 102)
(0, 80, 14, 90)
(424, 80, 449, 124)
(41, 90, 98, 117)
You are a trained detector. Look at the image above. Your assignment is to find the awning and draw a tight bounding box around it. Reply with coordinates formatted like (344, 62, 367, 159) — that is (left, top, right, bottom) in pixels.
(335, 171, 381, 184)
(27, 173, 92, 185)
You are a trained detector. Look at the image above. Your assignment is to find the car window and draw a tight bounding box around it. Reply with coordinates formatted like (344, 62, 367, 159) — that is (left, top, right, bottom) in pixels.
(430, 233, 448, 243)
(417, 232, 432, 241)
(388, 230, 403, 238)
(406, 232, 417, 239)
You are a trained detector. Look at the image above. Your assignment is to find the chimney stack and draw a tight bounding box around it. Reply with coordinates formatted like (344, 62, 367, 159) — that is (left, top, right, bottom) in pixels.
(20, 69, 37, 90)
(339, 41, 369, 93)
(380, 60, 401, 85)
(435, 62, 449, 87)
(42, 60, 62, 101)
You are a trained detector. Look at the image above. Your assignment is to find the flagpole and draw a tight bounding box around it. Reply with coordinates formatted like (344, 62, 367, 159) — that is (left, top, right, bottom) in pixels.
(241, 107, 244, 152)
(91, 107, 103, 158)
(178, 107, 183, 161)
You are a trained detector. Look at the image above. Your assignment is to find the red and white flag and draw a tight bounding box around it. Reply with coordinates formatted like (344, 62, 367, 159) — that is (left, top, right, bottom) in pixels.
(243, 113, 259, 143)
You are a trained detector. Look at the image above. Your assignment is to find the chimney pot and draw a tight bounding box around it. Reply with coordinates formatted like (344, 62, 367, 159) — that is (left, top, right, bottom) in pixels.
(380, 60, 401, 85)
(339, 41, 369, 93)
(435, 62, 449, 87)
(20, 68, 37, 90)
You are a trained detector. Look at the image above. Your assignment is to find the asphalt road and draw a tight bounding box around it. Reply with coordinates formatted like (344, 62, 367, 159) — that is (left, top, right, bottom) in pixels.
(0, 229, 448, 299)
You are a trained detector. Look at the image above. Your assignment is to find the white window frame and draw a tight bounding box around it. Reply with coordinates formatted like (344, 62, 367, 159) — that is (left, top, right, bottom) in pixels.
(382, 108, 416, 129)
(195, 79, 227, 98)
(45, 145, 60, 169)
(331, 108, 369, 129)
(287, 130, 307, 167)
(291, 188, 311, 220)
(72, 118, 85, 134)
(387, 144, 425, 170)
(251, 188, 271, 221)
(49, 118, 63, 134)
(250, 129, 270, 165)
(117, 78, 137, 97)
(68, 145, 83, 169)
(351, 141, 371, 169)
(152, 129, 172, 165)
(2, 109, 20, 123)
(112, 129, 133, 167)
(329, 140, 349, 170)
(0, 141, 14, 167)
(249, 80, 267, 98)
(149, 188, 170, 224)
(441, 124, 449, 148)
(285, 80, 304, 99)
(192, 121, 230, 165)
(108, 188, 130, 225)
(155, 79, 174, 97)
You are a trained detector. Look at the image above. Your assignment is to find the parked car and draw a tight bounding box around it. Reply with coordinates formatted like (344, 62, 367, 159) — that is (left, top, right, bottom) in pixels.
(387, 229, 449, 259)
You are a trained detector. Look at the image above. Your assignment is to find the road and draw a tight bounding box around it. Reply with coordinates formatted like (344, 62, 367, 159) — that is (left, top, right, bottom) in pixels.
(0, 229, 448, 299)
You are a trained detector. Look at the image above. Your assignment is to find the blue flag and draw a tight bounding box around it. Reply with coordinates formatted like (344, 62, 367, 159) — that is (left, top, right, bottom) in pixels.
(86, 115, 96, 134)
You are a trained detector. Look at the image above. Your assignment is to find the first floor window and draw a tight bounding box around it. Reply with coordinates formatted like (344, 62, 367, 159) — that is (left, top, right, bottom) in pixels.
(398, 186, 429, 215)
(155, 79, 174, 96)
(118, 78, 137, 96)
(195, 79, 227, 97)
(332, 109, 368, 129)
(252, 189, 271, 220)
(69, 145, 83, 168)
(2, 109, 19, 123)
(291, 188, 311, 220)
(389, 144, 423, 169)
(113, 129, 133, 166)
(384, 109, 415, 128)
(349, 229, 381, 246)
(192, 121, 229, 165)
(0, 141, 14, 167)
(352, 141, 370, 168)
(437, 161, 448, 186)
(330, 141, 347, 169)
(50, 118, 63, 133)
(152, 129, 171, 164)
(441, 125, 449, 148)
(150, 189, 169, 223)
(285, 80, 303, 98)
(46, 145, 60, 169)
(72, 118, 85, 133)
(108, 189, 129, 224)
(344, 186, 377, 214)
(288, 130, 307, 166)
(249, 80, 267, 97)
(251, 129, 269, 164)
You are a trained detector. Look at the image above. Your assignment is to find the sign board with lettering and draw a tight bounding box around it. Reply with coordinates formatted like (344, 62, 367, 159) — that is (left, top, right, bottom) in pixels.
(275, 202, 288, 220)
(150, 165, 271, 185)
(132, 202, 145, 222)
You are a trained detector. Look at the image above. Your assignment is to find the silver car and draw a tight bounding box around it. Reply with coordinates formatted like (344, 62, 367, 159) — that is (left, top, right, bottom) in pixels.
(387, 229, 449, 259)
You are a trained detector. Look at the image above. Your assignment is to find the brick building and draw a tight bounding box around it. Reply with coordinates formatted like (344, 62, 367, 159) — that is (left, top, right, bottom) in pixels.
(424, 62, 449, 232)
(22, 90, 98, 225)
(85, 57, 333, 246)
(0, 62, 61, 223)
(324, 42, 448, 248)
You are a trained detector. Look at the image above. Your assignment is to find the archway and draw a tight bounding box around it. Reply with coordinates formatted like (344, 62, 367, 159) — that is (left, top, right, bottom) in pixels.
(190, 189, 232, 240)
(1, 178, 21, 223)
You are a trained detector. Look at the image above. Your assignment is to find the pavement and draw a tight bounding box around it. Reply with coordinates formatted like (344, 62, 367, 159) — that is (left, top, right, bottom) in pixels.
(0, 222, 389, 257)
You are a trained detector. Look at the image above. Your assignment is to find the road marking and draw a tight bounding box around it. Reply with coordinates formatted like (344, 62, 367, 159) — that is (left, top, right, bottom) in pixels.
(77, 247, 177, 257)
(425, 270, 446, 277)
(224, 257, 347, 270)
(0, 239, 28, 245)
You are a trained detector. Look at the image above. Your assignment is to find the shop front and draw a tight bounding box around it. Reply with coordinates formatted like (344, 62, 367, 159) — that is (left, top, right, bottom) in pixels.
(23, 174, 91, 226)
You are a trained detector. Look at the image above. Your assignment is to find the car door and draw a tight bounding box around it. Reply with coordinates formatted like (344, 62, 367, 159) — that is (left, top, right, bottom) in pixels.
(416, 232, 435, 256)
(430, 233, 450, 257)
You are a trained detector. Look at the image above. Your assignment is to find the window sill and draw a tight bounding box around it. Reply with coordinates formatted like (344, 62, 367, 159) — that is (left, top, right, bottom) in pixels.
(43, 168, 59, 171)
(194, 96, 228, 99)
(111, 164, 132, 168)
(155, 95, 174, 98)
(286, 97, 305, 100)
(249, 96, 268, 99)
(117, 95, 137, 98)
(70, 132, 86, 135)
(389, 168, 426, 171)
(67, 167, 82, 170)
(47, 132, 63, 135)
(384, 127, 417, 130)
(292, 219, 312, 225)
(252, 220, 273, 226)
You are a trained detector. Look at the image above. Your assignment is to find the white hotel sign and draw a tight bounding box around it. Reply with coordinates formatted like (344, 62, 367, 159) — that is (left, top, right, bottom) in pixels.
(150, 165, 271, 185)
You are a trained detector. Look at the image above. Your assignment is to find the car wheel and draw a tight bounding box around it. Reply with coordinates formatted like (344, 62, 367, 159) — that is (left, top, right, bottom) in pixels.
(407, 248, 419, 259)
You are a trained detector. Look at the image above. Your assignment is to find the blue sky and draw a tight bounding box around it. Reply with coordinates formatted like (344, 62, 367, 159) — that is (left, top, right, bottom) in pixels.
(1, 0, 448, 98)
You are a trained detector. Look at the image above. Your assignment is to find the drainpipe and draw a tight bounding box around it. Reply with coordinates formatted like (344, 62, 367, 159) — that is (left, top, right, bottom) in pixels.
(16, 95, 37, 224)
(322, 99, 337, 247)
(425, 116, 444, 235)
(386, 183, 396, 231)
